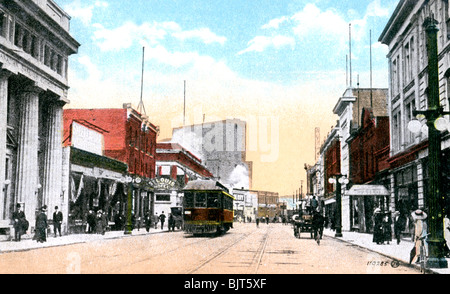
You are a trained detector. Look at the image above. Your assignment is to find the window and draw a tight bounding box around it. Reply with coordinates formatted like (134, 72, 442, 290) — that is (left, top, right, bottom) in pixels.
(404, 94, 416, 145)
(207, 192, 219, 208)
(392, 110, 401, 152)
(0, 12, 4, 38)
(184, 192, 194, 207)
(195, 192, 207, 208)
(156, 193, 170, 202)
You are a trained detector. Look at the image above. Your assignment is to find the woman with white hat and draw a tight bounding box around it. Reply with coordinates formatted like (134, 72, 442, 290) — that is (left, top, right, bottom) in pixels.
(410, 209, 427, 264)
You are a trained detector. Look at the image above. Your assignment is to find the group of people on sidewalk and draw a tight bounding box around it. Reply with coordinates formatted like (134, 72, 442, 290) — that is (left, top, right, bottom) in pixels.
(371, 207, 450, 264)
(11, 204, 182, 243)
(12, 204, 63, 243)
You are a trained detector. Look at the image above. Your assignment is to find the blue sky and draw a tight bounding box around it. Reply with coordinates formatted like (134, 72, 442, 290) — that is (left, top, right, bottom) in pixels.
(56, 0, 399, 195)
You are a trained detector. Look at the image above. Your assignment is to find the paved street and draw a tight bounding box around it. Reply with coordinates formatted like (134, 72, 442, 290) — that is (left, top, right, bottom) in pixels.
(0, 223, 419, 274)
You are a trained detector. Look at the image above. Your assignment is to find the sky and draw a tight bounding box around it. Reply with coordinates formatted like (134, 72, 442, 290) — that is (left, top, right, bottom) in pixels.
(56, 0, 399, 197)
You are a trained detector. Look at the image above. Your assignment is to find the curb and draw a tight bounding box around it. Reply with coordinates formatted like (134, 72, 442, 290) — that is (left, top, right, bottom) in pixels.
(0, 228, 175, 254)
(324, 234, 438, 274)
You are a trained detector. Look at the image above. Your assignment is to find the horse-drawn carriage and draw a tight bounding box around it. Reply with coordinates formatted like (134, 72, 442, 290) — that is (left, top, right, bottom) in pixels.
(292, 196, 324, 242)
(292, 210, 314, 239)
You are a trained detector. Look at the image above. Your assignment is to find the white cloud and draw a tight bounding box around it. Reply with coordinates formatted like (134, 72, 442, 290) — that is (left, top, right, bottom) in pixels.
(172, 28, 227, 45)
(63, 0, 108, 26)
(261, 16, 289, 30)
(238, 35, 295, 55)
(92, 21, 225, 52)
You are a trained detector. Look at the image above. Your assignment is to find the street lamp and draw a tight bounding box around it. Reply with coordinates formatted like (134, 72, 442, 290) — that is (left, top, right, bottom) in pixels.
(124, 176, 141, 235)
(328, 175, 349, 238)
(405, 13, 449, 269)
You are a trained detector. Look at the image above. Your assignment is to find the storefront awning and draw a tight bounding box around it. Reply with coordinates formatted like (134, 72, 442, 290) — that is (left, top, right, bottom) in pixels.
(347, 185, 390, 196)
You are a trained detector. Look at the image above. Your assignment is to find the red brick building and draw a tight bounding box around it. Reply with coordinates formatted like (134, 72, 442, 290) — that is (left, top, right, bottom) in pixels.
(347, 108, 390, 232)
(64, 104, 158, 179)
(324, 137, 341, 196)
(154, 142, 213, 215)
(349, 108, 390, 184)
(63, 104, 159, 221)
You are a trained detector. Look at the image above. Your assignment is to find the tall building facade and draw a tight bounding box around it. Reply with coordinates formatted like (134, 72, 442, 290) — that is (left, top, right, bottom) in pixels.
(0, 0, 79, 239)
(171, 118, 253, 190)
(379, 0, 450, 227)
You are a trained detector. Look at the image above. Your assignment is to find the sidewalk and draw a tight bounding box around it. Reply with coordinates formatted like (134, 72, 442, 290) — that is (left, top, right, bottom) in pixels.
(0, 227, 167, 254)
(323, 228, 450, 274)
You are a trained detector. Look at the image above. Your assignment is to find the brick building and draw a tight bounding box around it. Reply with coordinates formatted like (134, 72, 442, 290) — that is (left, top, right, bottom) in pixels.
(154, 142, 213, 215)
(63, 104, 159, 222)
(347, 108, 390, 232)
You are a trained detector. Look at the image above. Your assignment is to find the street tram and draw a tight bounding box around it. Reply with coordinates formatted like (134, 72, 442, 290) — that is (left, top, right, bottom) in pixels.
(183, 179, 234, 236)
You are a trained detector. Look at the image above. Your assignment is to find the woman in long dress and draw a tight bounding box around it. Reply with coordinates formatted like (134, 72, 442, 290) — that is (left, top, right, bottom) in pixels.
(410, 209, 427, 264)
(373, 208, 384, 245)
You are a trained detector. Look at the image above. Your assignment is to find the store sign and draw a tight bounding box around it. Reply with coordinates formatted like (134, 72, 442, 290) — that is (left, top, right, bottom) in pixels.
(149, 178, 176, 190)
(347, 185, 389, 196)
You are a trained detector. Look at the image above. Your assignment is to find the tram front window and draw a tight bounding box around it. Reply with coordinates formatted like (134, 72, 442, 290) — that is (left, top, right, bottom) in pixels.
(195, 192, 207, 208)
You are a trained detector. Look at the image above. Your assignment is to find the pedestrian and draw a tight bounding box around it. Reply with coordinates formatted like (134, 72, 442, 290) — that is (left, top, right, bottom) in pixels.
(159, 211, 166, 230)
(409, 209, 428, 264)
(311, 196, 318, 213)
(35, 206, 48, 243)
(382, 211, 392, 245)
(87, 210, 96, 233)
(265, 215, 269, 225)
(114, 213, 123, 231)
(256, 217, 260, 228)
(12, 204, 27, 242)
(442, 214, 450, 258)
(153, 213, 159, 229)
(53, 206, 63, 237)
(312, 211, 324, 245)
(168, 213, 175, 232)
(393, 211, 405, 245)
(144, 211, 152, 232)
(372, 208, 384, 245)
(96, 210, 105, 234)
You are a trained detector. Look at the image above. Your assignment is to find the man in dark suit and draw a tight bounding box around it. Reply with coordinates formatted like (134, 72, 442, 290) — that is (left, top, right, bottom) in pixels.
(12, 204, 26, 241)
(53, 206, 63, 237)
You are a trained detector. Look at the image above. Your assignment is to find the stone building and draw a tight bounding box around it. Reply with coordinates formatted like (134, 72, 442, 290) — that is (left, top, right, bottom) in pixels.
(379, 0, 450, 225)
(0, 0, 79, 239)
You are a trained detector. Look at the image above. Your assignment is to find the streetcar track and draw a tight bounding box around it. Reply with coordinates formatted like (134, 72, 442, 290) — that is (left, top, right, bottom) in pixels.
(252, 227, 270, 274)
(100, 232, 219, 274)
(186, 230, 257, 274)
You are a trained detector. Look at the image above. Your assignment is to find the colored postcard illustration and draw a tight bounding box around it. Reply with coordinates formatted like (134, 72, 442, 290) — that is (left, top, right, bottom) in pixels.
(0, 0, 449, 280)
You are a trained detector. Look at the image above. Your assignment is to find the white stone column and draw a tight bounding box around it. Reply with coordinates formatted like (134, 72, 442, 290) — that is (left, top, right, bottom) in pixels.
(15, 85, 41, 228)
(0, 71, 12, 201)
(42, 100, 64, 219)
